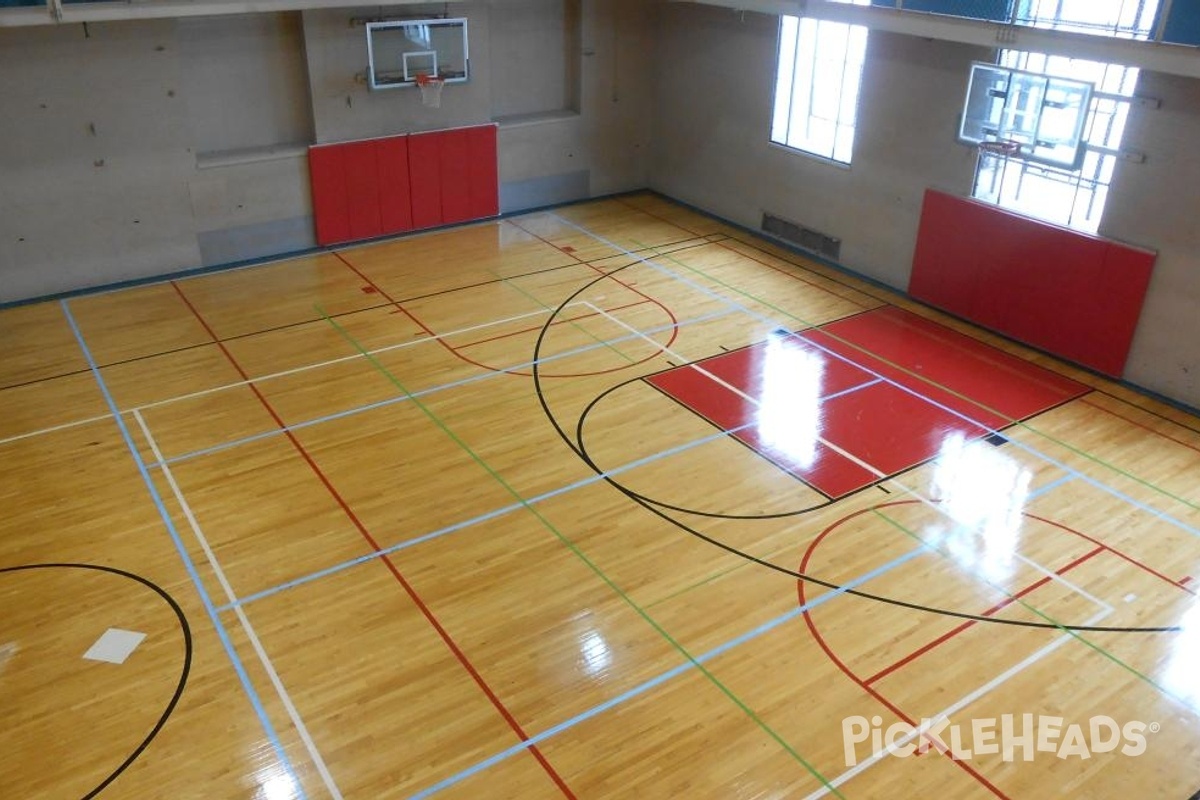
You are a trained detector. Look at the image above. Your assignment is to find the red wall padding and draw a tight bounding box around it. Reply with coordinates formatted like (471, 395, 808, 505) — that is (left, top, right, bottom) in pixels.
(909, 189, 1155, 378)
(407, 132, 444, 231)
(439, 129, 473, 225)
(375, 136, 413, 234)
(343, 140, 384, 241)
(308, 145, 351, 246)
(467, 125, 500, 220)
(309, 123, 499, 246)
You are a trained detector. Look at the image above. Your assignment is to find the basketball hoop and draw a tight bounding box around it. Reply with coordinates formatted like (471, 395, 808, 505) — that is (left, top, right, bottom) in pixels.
(415, 74, 445, 108)
(978, 139, 1022, 159)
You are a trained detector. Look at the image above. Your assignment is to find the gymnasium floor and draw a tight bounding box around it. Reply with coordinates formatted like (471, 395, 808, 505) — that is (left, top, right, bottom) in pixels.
(2, 193, 1199, 799)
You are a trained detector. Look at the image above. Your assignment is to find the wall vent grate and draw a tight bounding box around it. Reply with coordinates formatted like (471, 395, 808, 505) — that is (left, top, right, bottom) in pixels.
(761, 212, 841, 261)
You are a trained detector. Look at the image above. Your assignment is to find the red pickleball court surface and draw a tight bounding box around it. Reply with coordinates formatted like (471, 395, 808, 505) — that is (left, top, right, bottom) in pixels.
(646, 307, 1089, 498)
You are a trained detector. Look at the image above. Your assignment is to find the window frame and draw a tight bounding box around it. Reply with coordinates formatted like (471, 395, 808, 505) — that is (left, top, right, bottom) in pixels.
(970, 50, 1142, 234)
(770, 10, 870, 166)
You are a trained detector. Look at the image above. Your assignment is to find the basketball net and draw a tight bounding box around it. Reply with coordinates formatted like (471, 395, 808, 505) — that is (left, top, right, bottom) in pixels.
(416, 74, 445, 109)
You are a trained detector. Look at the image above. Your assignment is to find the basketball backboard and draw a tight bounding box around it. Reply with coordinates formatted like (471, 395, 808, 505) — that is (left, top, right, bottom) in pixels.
(366, 18, 469, 90)
(959, 61, 1094, 170)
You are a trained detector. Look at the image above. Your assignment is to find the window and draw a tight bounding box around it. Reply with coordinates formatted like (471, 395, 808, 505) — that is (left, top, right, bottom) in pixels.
(1013, 0, 1160, 40)
(771, 1, 870, 164)
(971, 1, 1161, 233)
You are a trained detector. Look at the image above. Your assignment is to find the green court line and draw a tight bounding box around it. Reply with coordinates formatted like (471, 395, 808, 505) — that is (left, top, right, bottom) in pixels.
(317, 304, 845, 798)
(628, 238, 1200, 520)
(643, 529, 834, 611)
(872, 508, 1184, 705)
(642, 557, 758, 610)
(486, 269, 636, 365)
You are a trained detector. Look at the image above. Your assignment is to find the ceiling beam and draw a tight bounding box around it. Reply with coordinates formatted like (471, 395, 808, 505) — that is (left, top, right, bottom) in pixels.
(672, 0, 1200, 80)
(0, 0, 437, 27)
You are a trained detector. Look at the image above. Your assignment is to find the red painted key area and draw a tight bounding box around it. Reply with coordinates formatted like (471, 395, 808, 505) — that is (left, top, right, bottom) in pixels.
(647, 307, 1089, 498)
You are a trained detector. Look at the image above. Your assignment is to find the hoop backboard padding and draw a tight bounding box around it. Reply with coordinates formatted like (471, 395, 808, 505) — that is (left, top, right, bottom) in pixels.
(959, 61, 1094, 170)
(366, 18, 468, 90)
(416, 74, 446, 108)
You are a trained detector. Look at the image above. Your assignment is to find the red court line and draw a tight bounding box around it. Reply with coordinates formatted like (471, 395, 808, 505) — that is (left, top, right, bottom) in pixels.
(610, 196, 874, 311)
(800, 499, 1196, 795)
(333, 251, 673, 379)
(864, 546, 1105, 687)
(1079, 397, 1200, 457)
(648, 308, 1085, 498)
(503, 216, 683, 350)
(799, 308, 1090, 427)
(169, 281, 578, 800)
(797, 503, 1012, 798)
(1025, 513, 1197, 597)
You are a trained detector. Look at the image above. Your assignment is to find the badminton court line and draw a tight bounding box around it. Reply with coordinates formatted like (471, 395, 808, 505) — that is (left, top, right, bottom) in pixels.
(551, 213, 1200, 540)
(802, 609, 1110, 800)
(134, 410, 343, 798)
(0, 304, 566, 449)
(218, 374, 882, 611)
(148, 307, 737, 468)
(60, 299, 312, 799)
(402, 474, 1109, 798)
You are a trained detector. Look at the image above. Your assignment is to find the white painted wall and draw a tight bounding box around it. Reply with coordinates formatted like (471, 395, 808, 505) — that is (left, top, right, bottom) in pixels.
(649, 3, 1200, 408)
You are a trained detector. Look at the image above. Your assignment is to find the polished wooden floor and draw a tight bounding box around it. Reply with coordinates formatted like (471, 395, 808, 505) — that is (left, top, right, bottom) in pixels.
(3, 193, 1199, 799)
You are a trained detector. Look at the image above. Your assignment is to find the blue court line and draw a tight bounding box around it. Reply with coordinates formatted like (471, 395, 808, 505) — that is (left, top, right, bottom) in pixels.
(548, 213, 1200, 540)
(219, 377, 884, 611)
(406, 471, 1090, 799)
(406, 544, 928, 799)
(61, 300, 309, 798)
(1032, 473, 1075, 500)
(149, 307, 740, 469)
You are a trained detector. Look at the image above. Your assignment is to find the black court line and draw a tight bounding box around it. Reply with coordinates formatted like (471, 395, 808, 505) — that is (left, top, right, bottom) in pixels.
(0, 562, 192, 800)
(1090, 387, 1200, 438)
(1, 238, 719, 396)
(529, 243, 1179, 634)
(628, 191, 1200, 426)
(638, 377, 834, 502)
(576, 365, 1076, 521)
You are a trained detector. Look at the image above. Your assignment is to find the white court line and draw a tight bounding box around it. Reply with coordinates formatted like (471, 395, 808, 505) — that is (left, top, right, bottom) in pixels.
(584, 296, 1169, 791)
(802, 608, 1111, 800)
(1012, 551, 1114, 613)
(583, 301, 891, 480)
(0, 303, 588, 449)
(585, 299, 1118, 618)
(0, 413, 115, 447)
(567, 217, 1200, 545)
(133, 409, 344, 800)
(133, 302, 584, 413)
